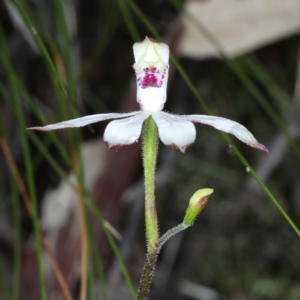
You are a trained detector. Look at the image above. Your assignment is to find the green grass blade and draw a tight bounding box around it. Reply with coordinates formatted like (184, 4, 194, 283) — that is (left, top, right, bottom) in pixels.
(126, 0, 300, 238)
(81, 3, 120, 78)
(11, 175, 21, 300)
(116, 0, 140, 41)
(0, 23, 73, 168)
(90, 225, 108, 300)
(28, 131, 136, 298)
(0, 260, 10, 300)
(86, 216, 95, 300)
(169, 0, 300, 163)
(13, 0, 66, 95)
(11, 87, 47, 300)
(52, 0, 77, 106)
(240, 54, 291, 116)
(83, 193, 137, 299)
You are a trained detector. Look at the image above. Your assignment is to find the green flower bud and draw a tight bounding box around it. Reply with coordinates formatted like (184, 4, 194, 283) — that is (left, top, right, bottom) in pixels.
(183, 188, 213, 226)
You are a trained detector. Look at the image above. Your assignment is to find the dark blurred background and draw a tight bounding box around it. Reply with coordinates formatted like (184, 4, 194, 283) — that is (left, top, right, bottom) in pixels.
(0, 0, 300, 300)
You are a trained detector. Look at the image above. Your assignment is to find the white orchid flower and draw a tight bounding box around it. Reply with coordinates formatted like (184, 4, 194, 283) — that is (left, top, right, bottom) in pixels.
(29, 37, 268, 153)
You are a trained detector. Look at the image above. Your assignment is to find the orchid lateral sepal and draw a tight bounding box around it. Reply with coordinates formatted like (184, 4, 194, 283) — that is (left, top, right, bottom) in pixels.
(28, 110, 268, 153)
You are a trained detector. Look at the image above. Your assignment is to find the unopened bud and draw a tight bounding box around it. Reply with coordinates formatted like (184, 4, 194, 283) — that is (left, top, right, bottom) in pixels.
(183, 188, 213, 226)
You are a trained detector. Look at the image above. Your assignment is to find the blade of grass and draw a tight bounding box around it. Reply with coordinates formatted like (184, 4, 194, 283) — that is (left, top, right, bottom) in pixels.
(11, 0, 84, 118)
(89, 219, 108, 300)
(12, 0, 67, 95)
(83, 191, 137, 299)
(10, 86, 47, 300)
(1, 77, 76, 300)
(79, 195, 88, 300)
(1, 5, 135, 298)
(169, 0, 300, 163)
(73, 150, 88, 300)
(116, 0, 140, 42)
(0, 95, 22, 300)
(240, 54, 291, 115)
(11, 174, 21, 300)
(52, 0, 77, 106)
(0, 24, 73, 167)
(52, 1, 90, 297)
(125, 0, 300, 237)
(87, 220, 95, 300)
(0, 135, 75, 300)
(80, 1, 120, 78)
(27, 131, 136, 298)
(0, 260, 10, 300)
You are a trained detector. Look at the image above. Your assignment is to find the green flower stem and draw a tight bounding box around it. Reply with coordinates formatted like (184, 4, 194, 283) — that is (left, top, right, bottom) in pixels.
(140, 117, 213, 300)
(143, 116, 159, 253)
(137, 252, 157, 300)
(158, 224, 187, 250)
(137, 116, 159, 300)
(137, 223, 192, 300)
(139, 120, 213, 300)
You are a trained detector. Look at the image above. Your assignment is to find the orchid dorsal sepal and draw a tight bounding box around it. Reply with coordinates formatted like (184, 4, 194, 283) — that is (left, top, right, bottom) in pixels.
(133, 37, 170, 112)
(183, 188, 213, 226)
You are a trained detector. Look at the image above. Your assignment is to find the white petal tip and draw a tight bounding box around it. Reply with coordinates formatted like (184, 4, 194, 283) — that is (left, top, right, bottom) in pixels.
(105, 141, 140, 151)
(167, 143, 193, 153)
(244, 142, 269, 153)
(105, 142, 125, 151)
(27, 126, 53, 131)
(254, 143, 268, 153)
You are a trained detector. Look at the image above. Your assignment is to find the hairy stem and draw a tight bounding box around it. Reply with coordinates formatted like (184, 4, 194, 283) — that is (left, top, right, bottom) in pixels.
(137, 116, 159, 300)
(142, 116, 159, 253)
(137, 252, 157, 300)
(158, 223, 188, 251)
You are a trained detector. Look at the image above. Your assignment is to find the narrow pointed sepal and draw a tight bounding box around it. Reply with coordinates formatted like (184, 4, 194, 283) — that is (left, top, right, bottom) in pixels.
(28, 112, 140, 131)
(104, 111, 150, 149)
(152, 111, 196, 153)
(182, 115, 268, 152)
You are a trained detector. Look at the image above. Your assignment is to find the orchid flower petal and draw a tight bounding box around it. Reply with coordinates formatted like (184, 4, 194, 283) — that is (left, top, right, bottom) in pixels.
(28, 112, 139, 131)
(133, 37, 170, 112)
(152, 111, 196, 153)
(182, 115, 268, 152)
(104, 111, 150, 149)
